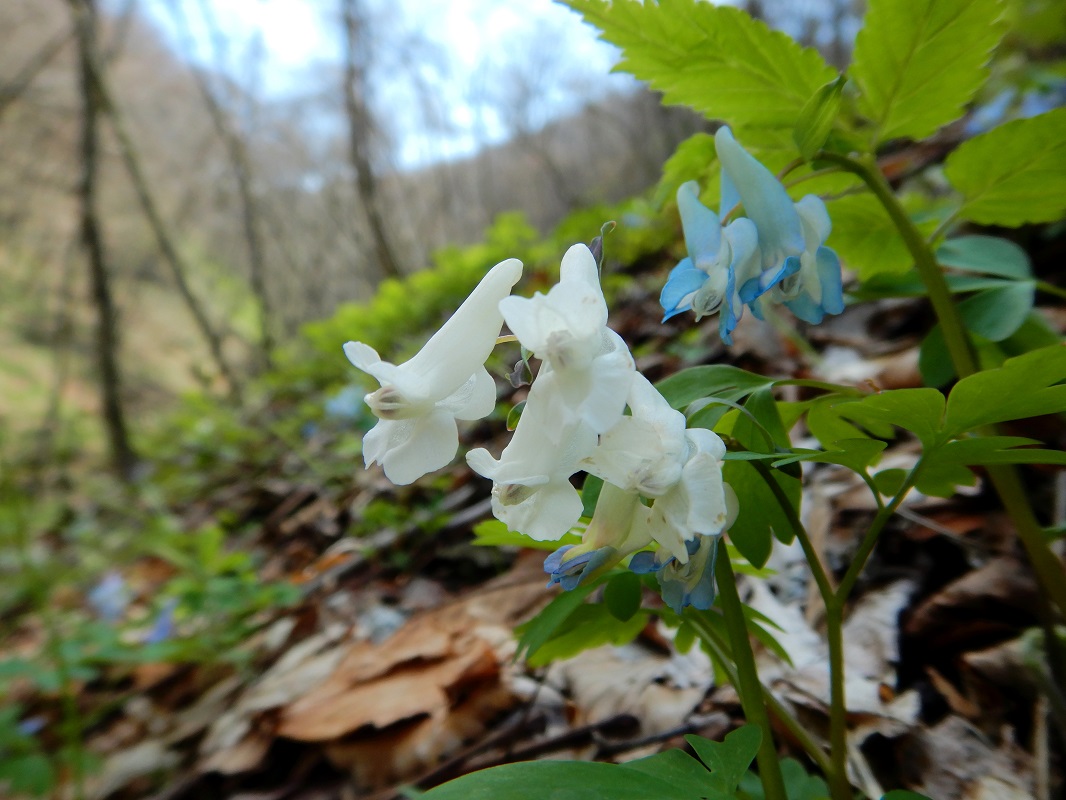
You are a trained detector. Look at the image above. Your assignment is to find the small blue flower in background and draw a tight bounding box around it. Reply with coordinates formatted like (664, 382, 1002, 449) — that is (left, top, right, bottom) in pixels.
(662, 127, 845, 340)
(630, 535, 720, 614)
(88, 571, 130, 622)
(143, 598, 178, 644)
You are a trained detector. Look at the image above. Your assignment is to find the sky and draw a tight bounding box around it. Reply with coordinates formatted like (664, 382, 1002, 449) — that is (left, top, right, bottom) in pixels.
(138, 0, 633, 167)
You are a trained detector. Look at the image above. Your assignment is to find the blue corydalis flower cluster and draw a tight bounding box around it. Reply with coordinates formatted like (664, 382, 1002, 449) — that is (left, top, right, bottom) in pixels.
(661, 127, 845, 343)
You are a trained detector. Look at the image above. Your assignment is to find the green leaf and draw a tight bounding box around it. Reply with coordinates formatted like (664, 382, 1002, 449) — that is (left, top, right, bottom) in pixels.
(656, 365, 773, 409)
(944, 344, 1066, 435)
(802, 438, 888, 473)
(526, 604, 647, 667)
(685, 725, 762, 793)
(515, 580, 600, 661)
(604, 571, 643, 622)
(837, 388, 946, 449)
(656, 132, 718, 207)
(580, 475, 603, 519)
(738, 757, 829, 800)
(826, 193, 936, 278)
(420, 760, 692, 800)
(883, 792, 936, 800)
(471, 519, 580, 551)
(944, 108, 1066, 226)
(937, 235, 1032, 279)
(563, 0, 835, 138)
(852, 272, 1015, 301)
(794, 76, 846, 159)
(723, 461, 800, 567)
(873, 468, 908, 497)
(0, 753, 55, 796)
(623, 749, 730, 800)
(851, 0, 1008, 143)
(930, 436, 1066, 468)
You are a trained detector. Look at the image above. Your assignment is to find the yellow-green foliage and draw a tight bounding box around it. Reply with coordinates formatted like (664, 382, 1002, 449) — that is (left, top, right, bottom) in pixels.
(283, 201, 673, 390)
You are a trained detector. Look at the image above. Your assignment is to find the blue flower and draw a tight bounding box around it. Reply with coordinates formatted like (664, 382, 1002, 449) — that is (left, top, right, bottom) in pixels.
(88, 571, 130, 622)
(715, 127, 845, 326)
(630, 535, 720, 614)
(660, 181, 759, 344)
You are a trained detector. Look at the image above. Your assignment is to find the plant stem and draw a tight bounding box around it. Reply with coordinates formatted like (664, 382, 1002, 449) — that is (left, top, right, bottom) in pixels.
(687, 611, 834, 777)
(818, 149, 1066, 654)
(752, 460, 850, 799)
(817, 151, 978, 376)
(713, 554, 788, 800)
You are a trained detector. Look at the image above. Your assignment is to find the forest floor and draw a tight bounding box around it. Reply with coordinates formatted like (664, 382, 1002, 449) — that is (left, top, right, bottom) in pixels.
(4, 245, 1064, 800)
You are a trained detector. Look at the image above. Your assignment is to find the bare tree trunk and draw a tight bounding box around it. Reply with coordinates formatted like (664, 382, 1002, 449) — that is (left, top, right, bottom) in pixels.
(341, 0, 403, 281)
(67, 0, 138, 479)
(70, 3, 244, 401)
(167, 0, 274, 368)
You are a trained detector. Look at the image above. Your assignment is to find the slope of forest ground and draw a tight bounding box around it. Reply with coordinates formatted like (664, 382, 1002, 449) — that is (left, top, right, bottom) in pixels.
(3, 183, 1064, 798)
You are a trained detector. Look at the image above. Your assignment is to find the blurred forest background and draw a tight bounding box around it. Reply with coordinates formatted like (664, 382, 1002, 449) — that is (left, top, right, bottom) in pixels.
(2, 0, 1064, 797)
(0, 0, 873, 471)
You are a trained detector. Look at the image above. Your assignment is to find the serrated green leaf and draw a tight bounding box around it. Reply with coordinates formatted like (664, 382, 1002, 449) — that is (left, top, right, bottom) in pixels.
(685, 725, 762, 793)
(563, 0, 835, 138)
(944, 108, 1066, 226)
(604, 571, 643, 622)
(826, 193, 936, 278)
(937, 235, 1032, 279)
(420, 760, 690, 800)
(739, 757, 831, 800)
(851, 0, 1008, 143)
(794, 75, 846, 159)
(944, 344, 1066, 435)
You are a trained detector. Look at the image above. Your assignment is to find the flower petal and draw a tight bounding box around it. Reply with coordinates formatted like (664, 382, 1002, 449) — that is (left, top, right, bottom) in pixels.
(677, 181, 722, 267)
(660, 258, 708, 320)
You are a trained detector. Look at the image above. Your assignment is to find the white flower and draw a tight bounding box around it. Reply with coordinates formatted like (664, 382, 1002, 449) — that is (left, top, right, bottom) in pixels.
(466, 373, 596, 541)
(647, 428, 736, 563)
(499, 244, 634, 433)
(583, 372, 688, 496)
(344, 258, 522, 485)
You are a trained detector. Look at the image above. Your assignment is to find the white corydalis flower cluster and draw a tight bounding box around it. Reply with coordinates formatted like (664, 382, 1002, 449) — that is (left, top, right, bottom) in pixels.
(343, 244, 737, 611)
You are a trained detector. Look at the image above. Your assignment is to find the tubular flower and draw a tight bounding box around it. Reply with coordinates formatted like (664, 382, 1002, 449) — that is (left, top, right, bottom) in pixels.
(466, 373, 597, 542)
(714, 126, 843, 323)
(544, 483, 652, 590)
(500, 244, 635, 433)
(660, 181, 760, 344)
(344, 258, 523, 485)
(630, 535, 721, 613)
(582, 373, 687, 498)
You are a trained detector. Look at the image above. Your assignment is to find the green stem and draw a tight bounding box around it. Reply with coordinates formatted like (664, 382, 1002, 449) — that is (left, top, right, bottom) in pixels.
(713, 554, 788, 800)
(819, 149, 1066, 621)
(817, 151, 978, 376)
(751, 460, 850, 799)
(687, 611, 834, 777)
(1036, 280, 1066, 302)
